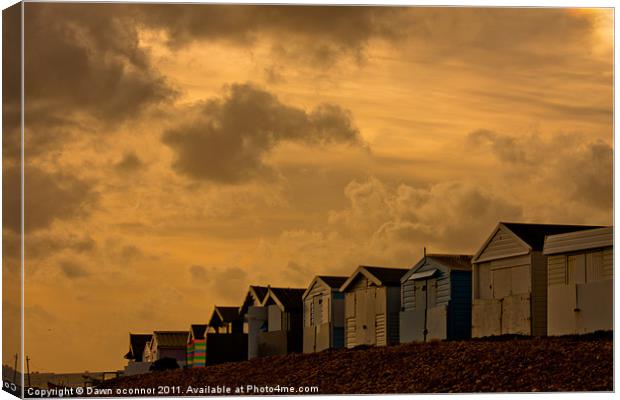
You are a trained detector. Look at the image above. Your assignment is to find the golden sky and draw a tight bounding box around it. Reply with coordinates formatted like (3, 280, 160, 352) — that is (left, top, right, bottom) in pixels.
(2, 4, 613, 373)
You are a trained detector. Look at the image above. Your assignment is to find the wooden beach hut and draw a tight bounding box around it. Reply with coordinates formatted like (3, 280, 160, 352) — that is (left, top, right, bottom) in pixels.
(144, 331, 189, 367)
(543, 227, 613, 335)
(257, 287, 306, 357)
(340, 266, 408, 348)
(302, 275, 347, 353)
(399, 254, 472, 342)
(122, 333, 152, 376)
(186, 324, 207, 368)
(471, 222, 600, 337)
(240, 285, 269, 359)
(205, 306, 247, 365)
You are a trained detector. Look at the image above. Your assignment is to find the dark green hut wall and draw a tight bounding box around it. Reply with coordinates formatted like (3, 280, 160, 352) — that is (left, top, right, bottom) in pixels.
(448, 270, 472, 340)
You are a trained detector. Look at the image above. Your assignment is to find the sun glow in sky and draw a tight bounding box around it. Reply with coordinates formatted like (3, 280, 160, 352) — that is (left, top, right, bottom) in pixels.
(2, 4, 613, 373)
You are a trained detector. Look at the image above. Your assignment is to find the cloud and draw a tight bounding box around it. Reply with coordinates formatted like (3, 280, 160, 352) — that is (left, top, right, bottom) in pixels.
(134, 5, 408, 66)
(404, 8, 604, 69)
(115, 152, 145, 173)
(25, 4, 175, 124)
(163, 83, 364, 183)
(329, 177, 523, 251)
(131, 7, 606, 70)
(2, 165, 98, 233)
(189, 265, 209, 281)
(4, 3, 177, 165)
(253, 176, 523, 278)
(26, 234, 96, 260)
(466, 129, 612, 210)
(189, 265, 248, 303)
(264, 65, 285, 84)
(467, 129, 529, 164)
(467, 90, 612, 124)
(59, 260, 91, 279)
(567, 140, 613, 209)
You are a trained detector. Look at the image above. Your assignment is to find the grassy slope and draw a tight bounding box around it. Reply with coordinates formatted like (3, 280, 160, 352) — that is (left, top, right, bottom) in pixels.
(102, 333, 613, 394)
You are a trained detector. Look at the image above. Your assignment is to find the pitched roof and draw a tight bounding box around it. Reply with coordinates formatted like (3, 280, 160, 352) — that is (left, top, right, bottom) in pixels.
(250, 286, 269, 302)
(190, 324, 207, 339)
(263, 287, 305, 311)
(217, 306, 241, 323)
(240, 285, 269, 316)
(340, 265, 409, 292)
(152, 331, 189, 349)
(401, 254, 472, 282)
(302, 276, 348, 300)
(427, 254, 472, 271)
(125, 334, 152, 361)
(543, 226, 613, 255)
(363, 266, 409, 285)
(318, 276, 348, 289)
(502, 222, 603, 251)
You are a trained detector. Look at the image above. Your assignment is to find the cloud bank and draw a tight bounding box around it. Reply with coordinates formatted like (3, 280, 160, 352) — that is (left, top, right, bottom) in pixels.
(163, 83, 363, 183)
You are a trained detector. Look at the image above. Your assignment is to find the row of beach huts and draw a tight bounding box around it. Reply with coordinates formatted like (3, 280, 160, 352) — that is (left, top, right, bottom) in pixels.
(123, 222, 613, 375)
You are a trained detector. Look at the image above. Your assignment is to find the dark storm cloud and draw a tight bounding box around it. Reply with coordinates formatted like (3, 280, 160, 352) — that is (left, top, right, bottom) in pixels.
(115, 152, 145, 173)
(163, 83, 363, 183)
(2, 165, 98, 233)
(133, 5, 407, 65)
(123, 6, 601, 69)
(26, 4, 175, 118)
(19, 3, 175, 157)
(59, 260, 91, 279)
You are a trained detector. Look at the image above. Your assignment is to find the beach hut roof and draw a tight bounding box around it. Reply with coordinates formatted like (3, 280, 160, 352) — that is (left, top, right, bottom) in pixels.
(340, 265, 408, 292)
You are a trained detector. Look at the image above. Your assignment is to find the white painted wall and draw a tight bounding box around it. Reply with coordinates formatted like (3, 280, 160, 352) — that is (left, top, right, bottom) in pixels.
(247, 305, 267, 359)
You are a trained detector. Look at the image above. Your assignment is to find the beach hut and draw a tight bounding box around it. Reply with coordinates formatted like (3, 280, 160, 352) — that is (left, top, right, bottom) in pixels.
(257, 287, 306, 357)
(471, 222, 600, 337)
(124, 333, 152, 362)
(543, 227, 613, 335)
(240, 285, 269, 359)
(399, 254, 472, 343)
(208, 306, 244, 333)
(186, 324, 207, 368)
(122, 333, 152, 376)
(340, 266, 409, 348)
(146, 331, 189, 366)
(302, 276, 348, 353)
(204, 306, 247, 365)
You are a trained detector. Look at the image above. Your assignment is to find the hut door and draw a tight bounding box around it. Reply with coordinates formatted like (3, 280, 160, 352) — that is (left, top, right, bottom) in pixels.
(356, 288, 377, 346)
(415, 280, 427, 310)
(355, 289, 367, 345)
(312, 295, 322, 351)
(314, 296, 323, 326)
(366, 287, 376, 345)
